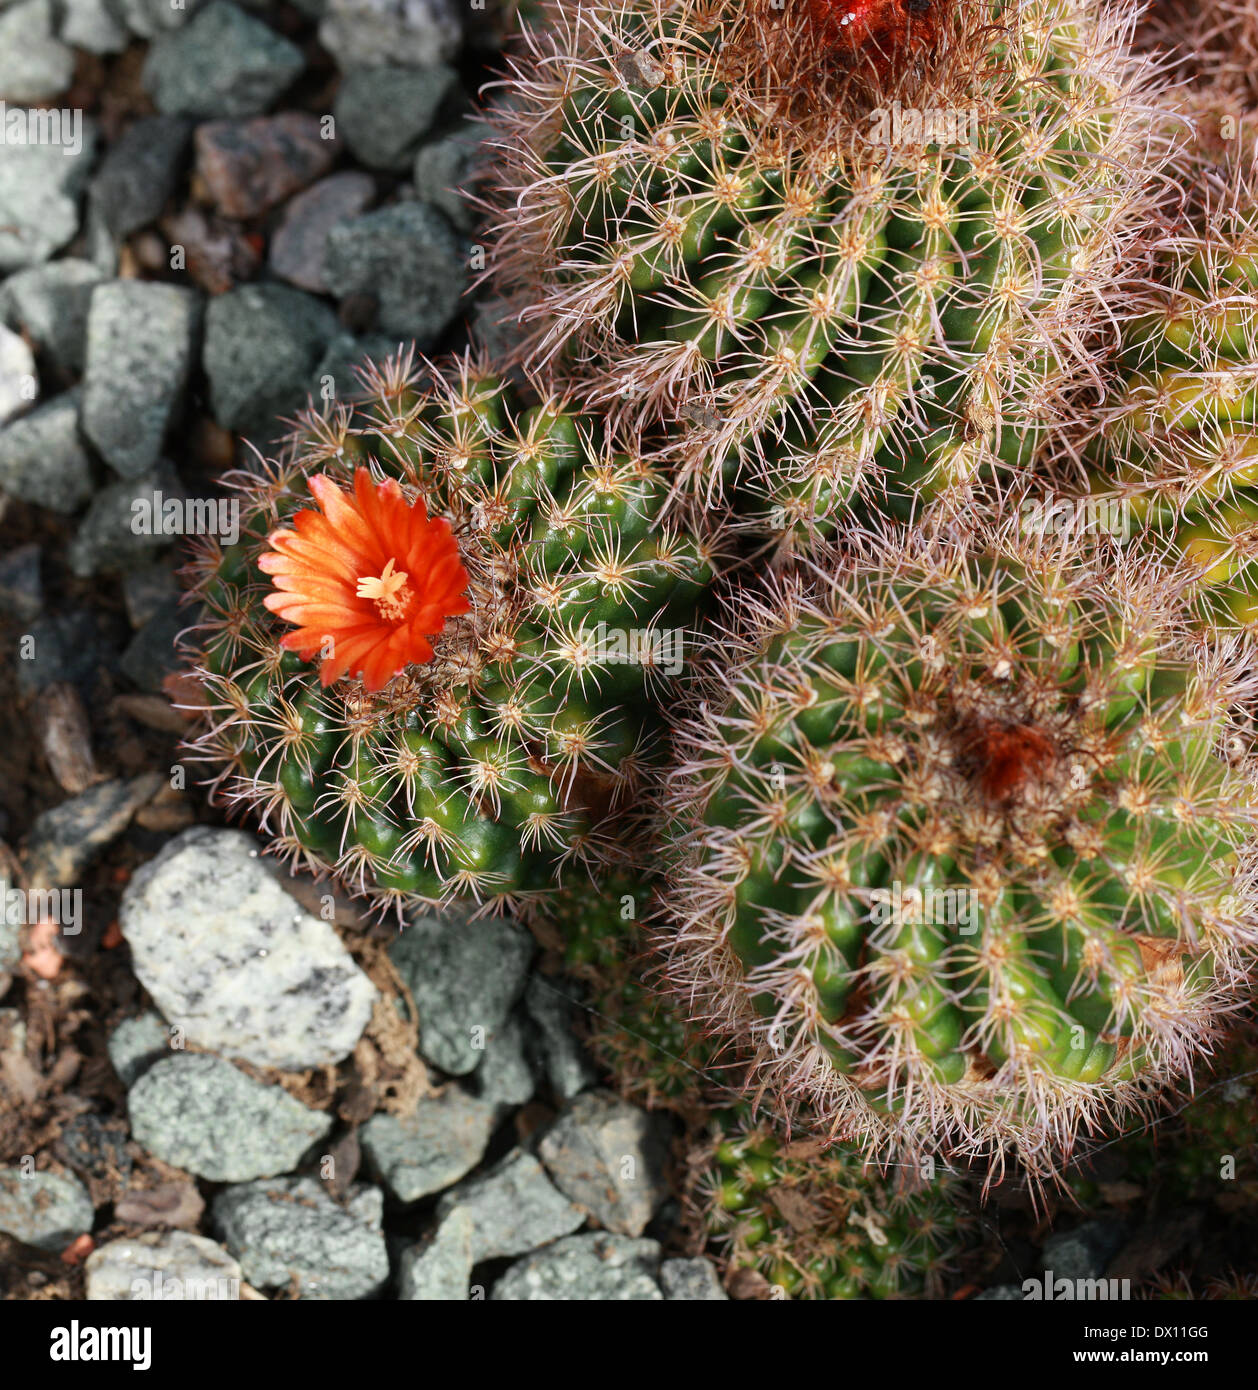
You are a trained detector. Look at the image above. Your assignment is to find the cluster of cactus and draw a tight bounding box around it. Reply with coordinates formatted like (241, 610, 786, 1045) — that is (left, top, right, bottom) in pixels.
(179, 0, 1258, 1286)
(483, 0, 1179, 531)
(185, 354, 716, 916)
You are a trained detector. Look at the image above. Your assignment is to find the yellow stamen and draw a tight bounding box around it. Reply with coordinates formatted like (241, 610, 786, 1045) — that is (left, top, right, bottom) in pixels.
(356, 558, 412, 621)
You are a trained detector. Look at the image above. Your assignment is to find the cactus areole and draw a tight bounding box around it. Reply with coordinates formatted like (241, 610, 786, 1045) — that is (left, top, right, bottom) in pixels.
(659, 530, 1258, 1179)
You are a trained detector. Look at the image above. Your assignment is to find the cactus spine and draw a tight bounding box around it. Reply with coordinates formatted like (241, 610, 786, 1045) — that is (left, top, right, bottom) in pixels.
(655, 524, 1258, 1180)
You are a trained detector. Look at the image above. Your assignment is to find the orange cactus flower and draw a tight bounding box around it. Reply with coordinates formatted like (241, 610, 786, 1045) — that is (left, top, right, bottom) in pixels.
(259, 468, 471, 692)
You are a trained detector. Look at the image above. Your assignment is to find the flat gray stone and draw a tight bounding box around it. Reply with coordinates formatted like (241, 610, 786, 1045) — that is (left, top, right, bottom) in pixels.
(214, 1177, 388, 1300)
(14, 609, 120, 699)
(1041, 1220, 1128, 1283)
(538, 1090, 670, 1237)
(143, 2, 305, 118)
(318, 0, 461, 69)
(397, 1207, 473, 1300)
(119, 827, 378, 1071)
(0, 323, 37, 425)
(334, 65, 457, 171)
(203, 282, 338, 437)
(269, 171, 375, 293)
(83, 281, 201, 477)
(0, 259, 104, 371)
(413, 125, 480, 231)
(68, 461, 186, 577)
(85, 1231, 242, 1300)
(0, 389, 92, 513)
(435, 1149, 584, 1263)
(0, 1167, 93, 1250)
(493, 1232, 663, 1301)
(524, 973, 598, 1100)
(60, 0, 130, 53)
(129, 1053, 332, 1182)
(90, 115, 192, 239)
(122, 561, 179, 629)
(0, 112, 96, 271)
(359, 1088, 495, 1203)
(119, 601, 184, 691)
(660, 1257, 727, 1300)
(324, 200, 466, 343)
(107, 1011, 171, 1087)
(0, 0, 74, 102)
(26, 774, 162, 891)
(390, 906, 533, 1076)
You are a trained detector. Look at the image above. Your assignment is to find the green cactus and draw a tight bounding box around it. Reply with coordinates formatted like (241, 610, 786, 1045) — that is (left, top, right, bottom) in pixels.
(689, 1107, 972, 1298)
(484, 0, 1178, 537)
(1068, 150, 1258, 632)
(655, 524, 1258, 1183)
(184, 354, 717, 916)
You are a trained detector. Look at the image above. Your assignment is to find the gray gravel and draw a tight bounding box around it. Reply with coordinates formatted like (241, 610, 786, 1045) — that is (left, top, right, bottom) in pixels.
(214, 1177, 389, 1300)
(317, 0, 462, 69)
(359, 1088, 496, 1203)
(0, 1168, 94, 1251)
(397, 1207, 474, 1300)
(474, 1010, 535, 1114)
(524, 974, 598, 1100)
(0, 258, 104, 372)
(414, 126, 481, 232)
(112, 0, 207, 37)
(106, 1011, 171, 1088)
(25, 775, 162, 890)
(203, 282, 338, 436)
(660, 1257, 728, 1301)
(119, 827, 378, 1071)
(60, 0, 130, 53)
(128, 1053, 333, 1182)
(493, 1233, 664, 1301)
(269, 171, 375, 294)
(334, 66, 458, 171)
(324, 200, 467, 343)
(390, 906, 533, 1076)
(0, 323, 37, 425)
(83, 281, 202, 477)
(0, 113, 97, 271)
(143, 1, 306, 119)
(68, 461, 186, 577)
(435, 1149, 585, 1263)
(85, 1230, 242, 1301)
(0, 0, 74, 103)
(0, 389, 92, 513)
(538, 1090, 670, 1237)
(90, 116, 192, 241)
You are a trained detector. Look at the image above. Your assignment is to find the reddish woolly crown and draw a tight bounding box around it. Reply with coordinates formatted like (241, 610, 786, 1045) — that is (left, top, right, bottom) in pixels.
(259, 468, 471, 694)
(805, 0, 947, 73)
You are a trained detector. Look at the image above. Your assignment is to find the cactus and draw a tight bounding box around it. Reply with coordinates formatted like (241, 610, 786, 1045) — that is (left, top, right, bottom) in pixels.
(1060, 146, 1258, 633)
(655, 523, 1258, 1183)
(183, 354, 717, 916)
(688, 1107, 972, 1298)
(483, 0, 1176, 531)
(541, 871, 725, 1111)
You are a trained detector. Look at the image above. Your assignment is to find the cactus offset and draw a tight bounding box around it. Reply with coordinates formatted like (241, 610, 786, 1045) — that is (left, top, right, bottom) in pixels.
(656, 524, 1258, 1183)
(484, 0, 1176, 532)
(183, 354, 717, 916)
(689, 1107, 972, 1298)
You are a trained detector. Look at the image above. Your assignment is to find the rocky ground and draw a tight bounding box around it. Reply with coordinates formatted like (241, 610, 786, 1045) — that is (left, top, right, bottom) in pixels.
(0, 0, 1254, 1303)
